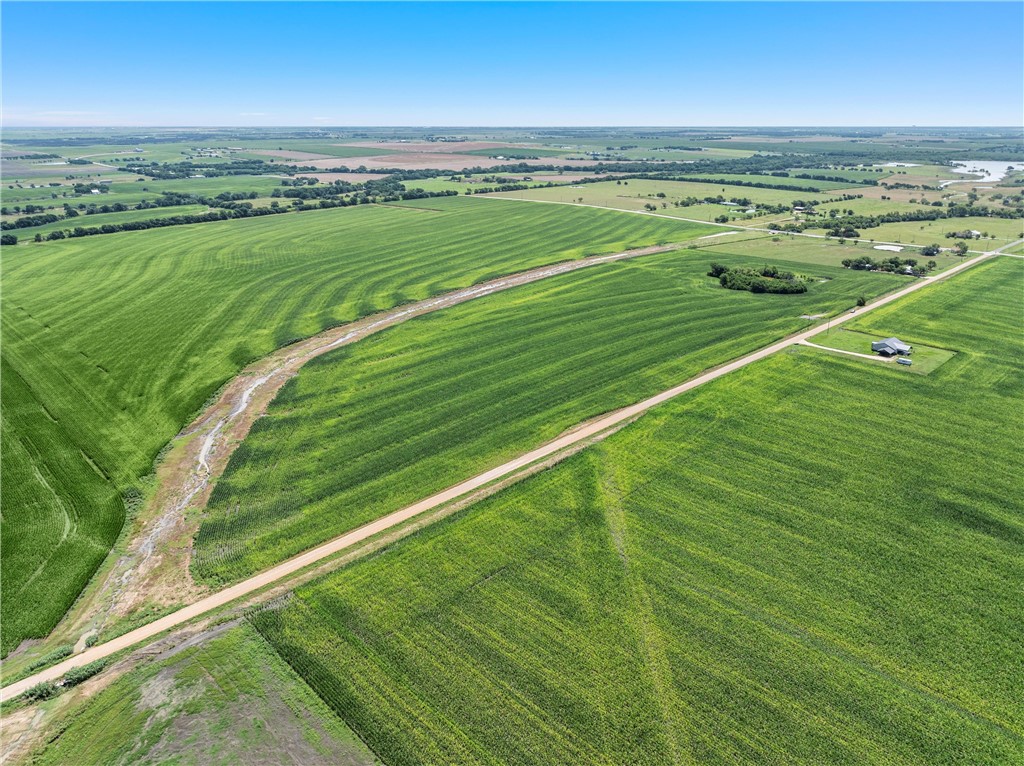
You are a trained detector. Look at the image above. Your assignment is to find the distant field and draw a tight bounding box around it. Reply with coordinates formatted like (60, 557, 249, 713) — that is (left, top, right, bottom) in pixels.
(1, 174, 287, 207)
(254, 257, 1024, 765)
(4, 204, 211, 239)
(862, 216, 1023, 247)
(1, 196, 710, 654)
(194, 251, 901, 583)
(459, 147, 568, 158)
(29, 622, 374, 766)
(491, 179, 842, 211)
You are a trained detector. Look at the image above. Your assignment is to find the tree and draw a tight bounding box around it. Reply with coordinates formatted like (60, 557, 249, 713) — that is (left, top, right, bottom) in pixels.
(1, 233, 17, 246)
(921, 244, 941, 256)
(954, 241, 969, 256)
(856, 296, 867, 307)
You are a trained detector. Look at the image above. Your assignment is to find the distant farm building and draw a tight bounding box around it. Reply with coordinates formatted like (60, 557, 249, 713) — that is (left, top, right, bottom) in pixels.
(872, 337, 913, 356)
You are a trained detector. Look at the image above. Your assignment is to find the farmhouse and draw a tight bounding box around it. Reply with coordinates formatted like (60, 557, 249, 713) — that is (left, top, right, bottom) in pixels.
(871, 337, 912, 356)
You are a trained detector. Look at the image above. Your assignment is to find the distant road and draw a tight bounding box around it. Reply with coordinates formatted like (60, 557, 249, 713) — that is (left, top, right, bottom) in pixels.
(0, 244, 1010, 702)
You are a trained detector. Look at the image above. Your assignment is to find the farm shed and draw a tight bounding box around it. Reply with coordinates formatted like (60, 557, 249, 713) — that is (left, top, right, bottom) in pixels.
(871, 337, 913, 356)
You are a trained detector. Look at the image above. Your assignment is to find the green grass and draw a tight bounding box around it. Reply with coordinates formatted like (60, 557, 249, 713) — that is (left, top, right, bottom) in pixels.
(28, 622, 375, 766)
(809, 329, 956, 374)
(253, 257, 1024, 765)
(0, 196, 711, 655)
(863, 216, 1024, 247)
(193, 252, 902, 584)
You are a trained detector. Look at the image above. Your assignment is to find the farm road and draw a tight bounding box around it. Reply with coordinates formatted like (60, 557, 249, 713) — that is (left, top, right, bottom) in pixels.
(2, 244, 1006, 702)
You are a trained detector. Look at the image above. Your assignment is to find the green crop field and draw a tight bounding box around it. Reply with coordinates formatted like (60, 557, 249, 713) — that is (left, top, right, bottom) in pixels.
(193, 251, 902, 584)
(1, 196, 712, 655)
(28, 622, 375, 766)
(253, 257, 1024, 765)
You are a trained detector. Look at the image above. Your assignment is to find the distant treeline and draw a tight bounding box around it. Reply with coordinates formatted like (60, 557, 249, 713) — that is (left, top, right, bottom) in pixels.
(775, 204, 1024, 236)
(119, 159, 320, 179)
(15, 187, 460, 242)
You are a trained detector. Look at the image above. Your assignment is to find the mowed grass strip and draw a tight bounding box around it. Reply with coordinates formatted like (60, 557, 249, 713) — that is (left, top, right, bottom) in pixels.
(252, 258, 1023, 765)
(194, 253, 900, 583)
(0, 196, 711, 655)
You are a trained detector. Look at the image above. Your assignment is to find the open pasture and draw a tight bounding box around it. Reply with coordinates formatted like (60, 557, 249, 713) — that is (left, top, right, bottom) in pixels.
(1, 196, 709, 654)
(194, 251, 901, 584)
(253, 257, 1024, 766)
(862, 215, 1023, 247)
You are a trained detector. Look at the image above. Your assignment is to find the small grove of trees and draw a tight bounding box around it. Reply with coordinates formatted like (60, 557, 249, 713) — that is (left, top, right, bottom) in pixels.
(841, 255, 934, 276)
(921, 244, 941, 256)
(708, 262, 808, 294)
(1, 234, 17, 246)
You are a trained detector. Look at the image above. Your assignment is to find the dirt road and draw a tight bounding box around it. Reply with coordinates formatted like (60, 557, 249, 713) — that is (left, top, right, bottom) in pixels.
(3, 245, 1004, 702)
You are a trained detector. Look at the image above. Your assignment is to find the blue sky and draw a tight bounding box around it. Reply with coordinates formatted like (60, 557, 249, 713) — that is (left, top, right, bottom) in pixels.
(2, 2, 1020, 126)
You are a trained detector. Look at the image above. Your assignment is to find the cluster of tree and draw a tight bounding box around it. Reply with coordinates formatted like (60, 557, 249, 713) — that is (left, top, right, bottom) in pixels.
(119, 159, 319, 179)
(72, 183, 110, 195)
(1, 203, 48, 214)
(1, 233, 17, 245)
(841, 255, 936, 276)
(766, 171, 878, 186)
(4, 152, 61, 159)
(784, 204, 1022, 234)
(708, 262, 808, 294)
(467, 183, 531, 194)
(825, 225, 860, 238)
(1, 213, 61, 230)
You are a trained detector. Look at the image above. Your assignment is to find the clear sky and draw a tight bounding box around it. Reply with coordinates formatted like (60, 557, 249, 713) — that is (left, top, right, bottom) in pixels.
(2, 1, 1020, 127)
